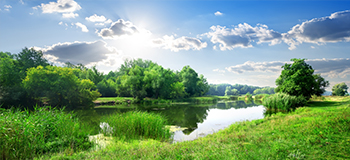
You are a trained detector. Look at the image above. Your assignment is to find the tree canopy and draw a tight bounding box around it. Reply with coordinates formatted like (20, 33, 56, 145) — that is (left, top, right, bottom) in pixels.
(275, 58, 329, 100)
(332, 82, 348, 96)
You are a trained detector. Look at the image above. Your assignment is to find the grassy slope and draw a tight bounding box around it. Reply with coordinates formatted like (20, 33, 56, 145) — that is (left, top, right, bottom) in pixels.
(44, 96, 350, 160)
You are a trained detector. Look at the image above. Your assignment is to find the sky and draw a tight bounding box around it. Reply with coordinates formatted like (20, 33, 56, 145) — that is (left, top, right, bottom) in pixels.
(1, 0, 350, 91)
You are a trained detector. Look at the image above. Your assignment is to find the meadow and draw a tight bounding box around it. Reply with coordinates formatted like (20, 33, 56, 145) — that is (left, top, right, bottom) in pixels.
(33, 96, 350, 159)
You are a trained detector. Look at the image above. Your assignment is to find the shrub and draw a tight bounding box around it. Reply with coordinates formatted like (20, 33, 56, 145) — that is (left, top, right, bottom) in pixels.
(0, 106, 92, 159)
(263, 93, 306, 112)
(101, 111, 171, 141)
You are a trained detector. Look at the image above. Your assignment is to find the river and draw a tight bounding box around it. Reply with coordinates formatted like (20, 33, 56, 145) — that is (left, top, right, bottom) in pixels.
(72, 100, 265, 142)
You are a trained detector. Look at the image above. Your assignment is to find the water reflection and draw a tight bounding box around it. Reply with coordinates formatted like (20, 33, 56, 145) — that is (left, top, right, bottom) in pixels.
(70, 100, 264, 142)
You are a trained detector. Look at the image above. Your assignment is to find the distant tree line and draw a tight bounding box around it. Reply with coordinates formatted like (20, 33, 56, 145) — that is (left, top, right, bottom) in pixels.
(0, 48, 209, 108)
(206, 83, 275, 96)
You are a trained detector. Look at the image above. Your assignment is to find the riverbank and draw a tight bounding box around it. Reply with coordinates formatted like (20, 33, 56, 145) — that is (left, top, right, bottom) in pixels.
(94, 96, 224, 105)
(41, 96, 350, 159)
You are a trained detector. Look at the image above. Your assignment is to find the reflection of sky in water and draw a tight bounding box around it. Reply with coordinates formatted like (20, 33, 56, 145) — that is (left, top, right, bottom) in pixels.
(173, 105, 265, 142)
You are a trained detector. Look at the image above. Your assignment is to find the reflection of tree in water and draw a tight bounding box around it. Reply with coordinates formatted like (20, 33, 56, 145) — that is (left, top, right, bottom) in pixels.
(143, 105, 210, 135)
(213, 100, 260, 109)
(69, 101, 261, 135)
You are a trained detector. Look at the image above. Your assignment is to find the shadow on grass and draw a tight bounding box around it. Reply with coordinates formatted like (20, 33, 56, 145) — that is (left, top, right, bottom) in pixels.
(307, 101, 343, 108)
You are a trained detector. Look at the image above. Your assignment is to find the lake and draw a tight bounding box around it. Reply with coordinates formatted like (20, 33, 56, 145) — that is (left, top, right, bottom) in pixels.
(72, 100, 265, 142)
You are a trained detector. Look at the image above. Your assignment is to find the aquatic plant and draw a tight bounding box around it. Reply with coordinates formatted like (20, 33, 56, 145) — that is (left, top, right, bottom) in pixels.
(0, 106, 92, 159)
(101, 111, 171, 141)
(263, 93, 306, 112)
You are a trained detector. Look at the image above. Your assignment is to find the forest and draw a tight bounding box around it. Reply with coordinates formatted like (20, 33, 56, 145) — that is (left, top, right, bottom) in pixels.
(0, 48, 210, 108)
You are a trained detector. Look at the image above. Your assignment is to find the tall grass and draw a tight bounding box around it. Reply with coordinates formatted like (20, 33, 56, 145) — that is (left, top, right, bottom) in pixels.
(263, 93, 306, 112)
(101, 111, 171, 141)
(0, 106, 92, 159)
(254, 94, 269, 101)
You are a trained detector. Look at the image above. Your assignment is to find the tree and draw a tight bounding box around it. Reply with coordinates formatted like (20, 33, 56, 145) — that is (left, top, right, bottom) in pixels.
(275, 58, 329, 100)
(23, 66, 100, 107)
(332, 82, 348, 96)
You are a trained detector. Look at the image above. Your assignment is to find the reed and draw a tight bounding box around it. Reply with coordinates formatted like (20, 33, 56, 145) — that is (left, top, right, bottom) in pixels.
(100, 111, 171, 141)
(262, 93, 306, 112)
(0, 106, 92, 159)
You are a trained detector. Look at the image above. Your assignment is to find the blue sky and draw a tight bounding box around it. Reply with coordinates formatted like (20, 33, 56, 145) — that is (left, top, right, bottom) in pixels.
(1, 0, 350, 91)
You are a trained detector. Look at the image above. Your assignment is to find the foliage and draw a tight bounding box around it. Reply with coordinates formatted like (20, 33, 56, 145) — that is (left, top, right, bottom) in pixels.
(101, 111, 171, 141)
(244, 92, 253, 101)
(263, 93, 306, 112)
(23, 66, 100, 107)
(332, 82, 348, 96)
(253, 87, 275, 95)
(275, 58, 329, 100)
(225, 86, 239, 96)
(0, 48, 49, 107)
(0, 107, 92, 159)
(207, 83, 273, 96)
(96, 79, 117, 97)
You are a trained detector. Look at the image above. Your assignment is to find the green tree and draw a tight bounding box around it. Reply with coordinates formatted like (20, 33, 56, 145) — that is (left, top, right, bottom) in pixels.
(23, 66, 100, 107)
(275, 58, 329, 100)
(332, 82, 348, 96)
(97, 79, 117, 97)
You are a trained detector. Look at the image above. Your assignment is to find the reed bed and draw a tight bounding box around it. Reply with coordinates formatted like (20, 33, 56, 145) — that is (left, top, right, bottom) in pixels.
(100, 111, 172, 141)
(0, 106, 92, 159)
(263, 93, 306, 112)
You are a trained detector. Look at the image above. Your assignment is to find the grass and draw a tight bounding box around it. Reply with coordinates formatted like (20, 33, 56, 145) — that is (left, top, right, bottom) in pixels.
(100, 111, 172, 142)
(42, 96, 350, 159)
(0, 106, 92, 159)
(263, 93, 306, 112)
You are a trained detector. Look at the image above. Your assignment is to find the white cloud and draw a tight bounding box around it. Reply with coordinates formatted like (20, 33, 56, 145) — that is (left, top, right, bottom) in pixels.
(86, 14, 107, 22)
(213, 69, 225, 73)
(204, 23, 282, 50)
(283, 10, 350, 50)
(225, 58, 350, 80)
(4, 5, 12, 11)
(307, 58, 350, 79)
(75, 22, 88, 32)
(62, 12, 78, 18)
(152, 35, 207, 52)
(19, 0, 24, 5)
(58, 21, 63, 25)
(39, 0, 81, 13)
(98, 19, 151, 39)
(36, 0, 81, 18)
(225, 61, 288, 74)
(38, 40, 119, 65)
(214, 11, 223, 16)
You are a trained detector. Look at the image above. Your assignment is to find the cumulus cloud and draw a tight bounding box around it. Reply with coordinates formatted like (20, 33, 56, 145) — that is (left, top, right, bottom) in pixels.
(214, 11, 223, 16)
(4, 5, 12, 11)
(225, 61, 288, 74)
(86, 14, 106, 22)
(37, 0, 81, 18)
(39, 41, 119, 65)
(204, 23, 282, 50)
(225, 58, 350, 79)
(307, 58, 350, 78)
(98, 19, 151, 39)
(152, 35, 207, 52)
(213, 69, 225, 73)
(283, 10, 350, 50)
(19, 0, 25, 5)
(74, 22, 88, 32)
(62, 12, 78, 18)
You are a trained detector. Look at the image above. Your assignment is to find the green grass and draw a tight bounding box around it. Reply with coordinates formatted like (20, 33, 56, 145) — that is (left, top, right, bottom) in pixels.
(43, 96, 350, 159)
(100, 111, 172, 142)
(0, 106, 92, 159)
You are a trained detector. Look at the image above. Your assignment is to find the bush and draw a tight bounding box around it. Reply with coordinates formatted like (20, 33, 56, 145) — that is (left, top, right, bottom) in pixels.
(263, 93, 306, 112)
(101, 111, 171, 141)
(0, 106, 92, 159)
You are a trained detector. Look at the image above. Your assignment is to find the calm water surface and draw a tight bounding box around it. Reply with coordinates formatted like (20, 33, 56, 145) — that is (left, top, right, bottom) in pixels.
(73, 100, 265, 142)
